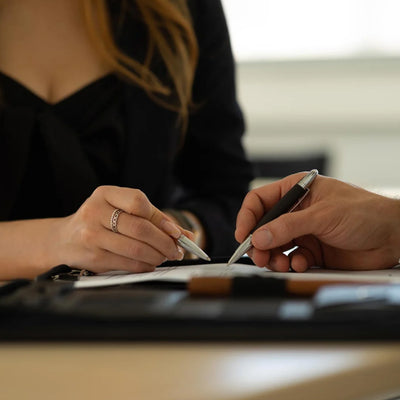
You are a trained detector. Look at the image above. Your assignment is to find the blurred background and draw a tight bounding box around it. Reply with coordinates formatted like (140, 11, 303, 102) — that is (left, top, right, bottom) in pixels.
(221, 0, 400, 192)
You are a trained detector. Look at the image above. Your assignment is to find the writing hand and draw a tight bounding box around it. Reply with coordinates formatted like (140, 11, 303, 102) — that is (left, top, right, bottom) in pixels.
(235, 173, 400, 271)
(54, 186, 188, 273)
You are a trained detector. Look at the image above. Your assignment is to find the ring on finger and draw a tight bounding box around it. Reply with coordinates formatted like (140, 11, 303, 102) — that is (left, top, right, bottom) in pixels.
(110, 208, 123, 233)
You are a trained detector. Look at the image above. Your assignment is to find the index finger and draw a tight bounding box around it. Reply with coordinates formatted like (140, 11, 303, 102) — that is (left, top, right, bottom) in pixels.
(235, 191, 265, 242)
(235, 172, 309, 242)
(98, 186, 168, 228)
(99, 186, 193, 244)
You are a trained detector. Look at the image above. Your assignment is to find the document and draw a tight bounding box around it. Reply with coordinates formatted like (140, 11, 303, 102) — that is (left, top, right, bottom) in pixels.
(74, 262, 400, 289)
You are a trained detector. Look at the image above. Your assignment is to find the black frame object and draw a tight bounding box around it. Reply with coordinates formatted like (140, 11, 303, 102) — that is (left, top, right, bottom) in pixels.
(1, 259, 400, 341)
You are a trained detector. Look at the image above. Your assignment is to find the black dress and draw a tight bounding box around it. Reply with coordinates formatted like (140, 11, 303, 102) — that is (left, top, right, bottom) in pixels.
(0, 0, 253, 257)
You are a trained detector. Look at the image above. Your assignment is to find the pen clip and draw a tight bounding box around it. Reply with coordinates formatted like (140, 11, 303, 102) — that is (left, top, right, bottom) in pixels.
(288, 188, 309, 213)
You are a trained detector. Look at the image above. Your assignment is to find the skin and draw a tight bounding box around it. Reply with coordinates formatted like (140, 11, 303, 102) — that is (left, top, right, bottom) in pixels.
(235, 173, 400, 272)
(0, 0, 198, 279)
(0, 0, 111, 104)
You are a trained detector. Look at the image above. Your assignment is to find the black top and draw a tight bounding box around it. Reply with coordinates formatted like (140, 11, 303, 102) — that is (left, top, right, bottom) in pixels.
(0, 72, 123, 220)
(0, 0, 253, 257)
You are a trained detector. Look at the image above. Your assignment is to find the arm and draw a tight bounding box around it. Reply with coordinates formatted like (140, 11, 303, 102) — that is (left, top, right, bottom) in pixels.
(0, 186, 186, 280)
(235, 173, 400, 271)
(0, 109, 187, 279)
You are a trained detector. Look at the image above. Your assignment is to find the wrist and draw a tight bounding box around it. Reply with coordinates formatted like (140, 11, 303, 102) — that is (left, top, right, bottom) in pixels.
(0, 218, 65, 279)
(37, 217, 65, 270)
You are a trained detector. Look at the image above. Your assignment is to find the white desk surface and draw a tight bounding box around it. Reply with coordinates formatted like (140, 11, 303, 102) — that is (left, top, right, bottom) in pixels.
(1, 342, 400, 400)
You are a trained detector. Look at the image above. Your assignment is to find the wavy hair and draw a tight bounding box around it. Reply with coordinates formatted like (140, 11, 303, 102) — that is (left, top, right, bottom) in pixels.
(83, 0, 198, 130)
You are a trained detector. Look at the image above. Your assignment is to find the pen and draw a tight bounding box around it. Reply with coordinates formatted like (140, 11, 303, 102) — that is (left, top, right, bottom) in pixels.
(188, 275, 375, 297)
(177, 235, 211, 261)
(227, 169, 319, 266)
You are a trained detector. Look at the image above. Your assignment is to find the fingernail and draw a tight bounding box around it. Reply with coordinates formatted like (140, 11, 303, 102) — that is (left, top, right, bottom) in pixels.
(253, 229, 273, 248)
(176, 247, 184, 261)
(161, 220, 181, 239)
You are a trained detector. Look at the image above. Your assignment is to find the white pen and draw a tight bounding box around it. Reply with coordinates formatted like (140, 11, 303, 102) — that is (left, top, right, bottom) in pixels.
(162, 217, 211, 261)
(177, 235, 211, 261)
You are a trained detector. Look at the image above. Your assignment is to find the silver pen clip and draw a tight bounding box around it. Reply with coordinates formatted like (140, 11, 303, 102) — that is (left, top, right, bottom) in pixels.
(287, 187, 310, 213)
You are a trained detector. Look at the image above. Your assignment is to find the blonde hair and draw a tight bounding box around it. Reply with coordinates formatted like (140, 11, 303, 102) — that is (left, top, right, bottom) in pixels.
(83, 0, 198, 130)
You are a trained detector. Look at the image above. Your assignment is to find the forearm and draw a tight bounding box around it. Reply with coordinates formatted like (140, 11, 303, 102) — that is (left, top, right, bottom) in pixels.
(0, 218, 63, 279)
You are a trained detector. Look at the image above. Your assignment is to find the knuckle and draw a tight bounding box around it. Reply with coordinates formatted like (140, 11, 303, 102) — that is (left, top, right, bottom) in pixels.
(79, 227, 96, 246)
(249, 190, 263, 205)
(247, 190, 258, 200)
(128, 190, 149, 215)
(242, 191, 256, 206)
(78, 201, 94, 221)
(127, 242, 144, 259)
(92, 185, 111, 198)
(131, 189, 145, 204)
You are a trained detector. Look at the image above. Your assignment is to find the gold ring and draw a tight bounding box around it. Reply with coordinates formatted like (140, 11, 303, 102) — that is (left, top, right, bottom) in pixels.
(110, 208, 123, 233)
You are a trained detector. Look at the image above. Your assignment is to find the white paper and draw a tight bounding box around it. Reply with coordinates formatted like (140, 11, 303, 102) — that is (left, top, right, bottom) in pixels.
(74, 263, 400, 289)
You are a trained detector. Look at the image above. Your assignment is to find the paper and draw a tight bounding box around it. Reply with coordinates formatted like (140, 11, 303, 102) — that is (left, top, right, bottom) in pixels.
(74, 263, 400, 289)
(74, 263, 263, 289)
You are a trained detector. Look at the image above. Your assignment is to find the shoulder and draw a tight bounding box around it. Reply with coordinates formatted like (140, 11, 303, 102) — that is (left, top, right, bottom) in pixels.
(187, 0, 228, 32)
(187, 0, 231, 55)
(187, 0, 225, 17)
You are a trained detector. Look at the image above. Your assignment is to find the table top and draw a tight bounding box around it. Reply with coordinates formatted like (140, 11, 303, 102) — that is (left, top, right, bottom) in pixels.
(1, 342, 400, 400)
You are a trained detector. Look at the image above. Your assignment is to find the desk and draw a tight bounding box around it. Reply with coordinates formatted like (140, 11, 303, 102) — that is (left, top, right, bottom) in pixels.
(1, 342, 400, 400)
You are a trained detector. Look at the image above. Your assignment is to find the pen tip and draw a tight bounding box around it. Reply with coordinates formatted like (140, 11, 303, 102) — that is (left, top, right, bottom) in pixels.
(199, 252, 211, 262)
(227, 237, 253, 266)
(226, 256, 235, 266)
(196, 251, 211, 262)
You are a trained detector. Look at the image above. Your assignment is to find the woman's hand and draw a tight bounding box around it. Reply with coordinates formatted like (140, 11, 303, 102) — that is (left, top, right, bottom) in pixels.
(235, 173, 400, 272)
(53, 186, 188, 273)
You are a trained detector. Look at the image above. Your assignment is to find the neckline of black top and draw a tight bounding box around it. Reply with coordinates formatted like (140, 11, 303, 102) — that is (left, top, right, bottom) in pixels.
(0, 70, 115, 109)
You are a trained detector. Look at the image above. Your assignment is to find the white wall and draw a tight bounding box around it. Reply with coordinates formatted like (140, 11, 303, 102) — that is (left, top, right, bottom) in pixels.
(237, 58, 400, 188)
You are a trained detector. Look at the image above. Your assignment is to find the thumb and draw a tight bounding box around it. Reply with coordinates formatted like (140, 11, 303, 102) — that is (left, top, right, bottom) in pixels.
(252, 209, 314, 250)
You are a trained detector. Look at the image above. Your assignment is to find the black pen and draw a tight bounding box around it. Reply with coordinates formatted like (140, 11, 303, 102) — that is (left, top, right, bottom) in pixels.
(227, 169, 319, 266)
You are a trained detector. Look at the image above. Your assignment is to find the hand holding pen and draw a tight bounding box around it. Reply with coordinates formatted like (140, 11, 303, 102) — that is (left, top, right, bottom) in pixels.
(52, 186, 209, 276)
(230, 170, 318, 269)
(232, 171, 400, 272)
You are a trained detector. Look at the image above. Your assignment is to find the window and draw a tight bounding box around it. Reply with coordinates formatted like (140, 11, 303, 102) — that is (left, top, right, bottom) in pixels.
(221, 0, 400, 61)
